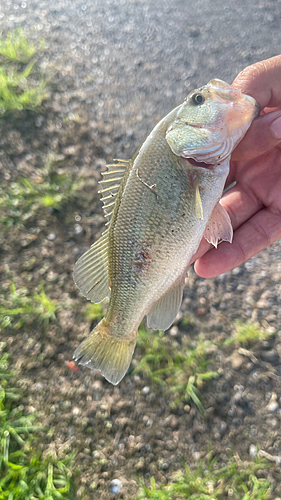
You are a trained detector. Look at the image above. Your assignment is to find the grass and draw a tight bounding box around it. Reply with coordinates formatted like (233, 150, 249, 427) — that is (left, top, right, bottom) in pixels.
(0, 29, 46, 115)
(0, 153, 83, 229)
(0, 279, 61, 330)
(137, 455, 272, 500)
(134, 318, 276, 413)
(83, 302, 104, 323)
(223, 322, 276, 347)
(134, 327, 217, 414)
(0, 30, 42, 63)
(83, 305, 216, 414)
(0, 353, 79, 499)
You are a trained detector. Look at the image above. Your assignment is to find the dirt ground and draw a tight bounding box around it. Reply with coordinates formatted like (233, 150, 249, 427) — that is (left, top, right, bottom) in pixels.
(1, 0, 281, 498)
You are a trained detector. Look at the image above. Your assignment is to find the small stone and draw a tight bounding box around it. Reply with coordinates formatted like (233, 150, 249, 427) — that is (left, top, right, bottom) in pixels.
(47, 233, 56, 241)
(232, 392, 243, 404)
(110, 479, 123, 494)
(158, 458, 169, 470)
(261, 349, 279, 365)
(92, 380, 103, 390)
(232, 266, 242, 276)
(212, 421, 227, 440)
(169, 326, 179, 337)
(267, 401, 279, 413)
(34, 382, 43, 391)
(142, 415, 153, 426)
(170, 417, 179, 430)
(231, 351, 244, 369)
(249, 444, 257, 458)
(74, 224, 83, 235)
(189, 27, 200, 37)
(142, 386, 150, 396)
(218, 421, 227, 436)
(267, 417, 278, 428)
(135, 457, 145, 471)
(35, 116, 44, 127)
(72, 407, 81, 417)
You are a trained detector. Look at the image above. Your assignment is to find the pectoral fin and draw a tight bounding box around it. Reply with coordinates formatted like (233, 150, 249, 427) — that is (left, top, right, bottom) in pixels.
(146, 278, 185, 331)
(204, 201, 233, 248)
(193, 181, 204, 220)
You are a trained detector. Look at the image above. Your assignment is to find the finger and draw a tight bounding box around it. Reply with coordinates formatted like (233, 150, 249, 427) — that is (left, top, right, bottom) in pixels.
(232, 109, 281, 161)
(262, 106, 281, 115)
(232, 54, 281, 109)
(194, 208, 281, 278)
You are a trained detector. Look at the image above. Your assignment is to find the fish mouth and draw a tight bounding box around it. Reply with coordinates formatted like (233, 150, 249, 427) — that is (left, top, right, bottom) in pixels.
(243, 94, 261, 114)
(183, 156, 215, 169)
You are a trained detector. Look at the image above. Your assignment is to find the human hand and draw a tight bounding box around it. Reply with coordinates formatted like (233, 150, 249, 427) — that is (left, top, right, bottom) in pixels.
(194, 54, 281, 278)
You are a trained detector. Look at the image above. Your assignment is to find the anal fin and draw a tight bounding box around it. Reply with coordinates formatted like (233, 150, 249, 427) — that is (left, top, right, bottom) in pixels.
(146, 278, 185, 331)
(73, 230, 110, 303)
(204, 201, 233, 248)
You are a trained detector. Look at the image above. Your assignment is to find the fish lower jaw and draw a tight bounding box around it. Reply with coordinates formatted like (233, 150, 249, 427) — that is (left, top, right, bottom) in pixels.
(184, 157, 216, 169)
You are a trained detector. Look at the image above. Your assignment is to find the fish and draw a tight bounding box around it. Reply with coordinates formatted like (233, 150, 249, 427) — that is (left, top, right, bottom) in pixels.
(73, 79, 259, 385)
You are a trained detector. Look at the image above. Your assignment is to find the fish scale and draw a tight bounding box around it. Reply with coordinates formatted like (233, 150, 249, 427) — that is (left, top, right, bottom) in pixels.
(73, 78, 259, 385)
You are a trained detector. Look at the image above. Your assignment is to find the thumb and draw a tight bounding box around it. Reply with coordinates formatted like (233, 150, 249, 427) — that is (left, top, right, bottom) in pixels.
(231, 109, 281, 161)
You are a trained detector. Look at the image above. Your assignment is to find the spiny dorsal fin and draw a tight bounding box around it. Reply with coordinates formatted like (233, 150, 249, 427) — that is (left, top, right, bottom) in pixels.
(73, 229, 110, 303)
(146, 278, 185, 331)
(99, 159, 131, 223)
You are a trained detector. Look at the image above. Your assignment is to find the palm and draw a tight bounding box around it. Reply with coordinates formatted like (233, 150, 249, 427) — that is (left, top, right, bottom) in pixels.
(193, 144, 281, 278)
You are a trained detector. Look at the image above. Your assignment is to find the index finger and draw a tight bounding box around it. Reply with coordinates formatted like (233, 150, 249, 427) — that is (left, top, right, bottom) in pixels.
(232, 54, 281, 109)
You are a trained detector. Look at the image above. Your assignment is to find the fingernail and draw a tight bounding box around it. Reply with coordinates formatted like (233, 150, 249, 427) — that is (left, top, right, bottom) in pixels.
(271, 115, 281, 140)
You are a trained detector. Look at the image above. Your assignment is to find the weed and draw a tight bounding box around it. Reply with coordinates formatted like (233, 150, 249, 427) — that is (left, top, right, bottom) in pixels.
(83, 302, 104, 322)
(0, 279, 60, 330)
(0, 353, 80, 499)
(0, 29, 47, 115)
(224, 322, 275, 347)
(0, 154, 83, 229)
(134, 327, 217, 413)
(137, 455, 272, 499)
(0, 29, 43, 64)
(178, 315, 195, 329)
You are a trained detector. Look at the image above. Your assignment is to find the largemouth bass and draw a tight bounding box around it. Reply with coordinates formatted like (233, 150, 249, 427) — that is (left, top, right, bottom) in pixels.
(73, 79, 259, 385)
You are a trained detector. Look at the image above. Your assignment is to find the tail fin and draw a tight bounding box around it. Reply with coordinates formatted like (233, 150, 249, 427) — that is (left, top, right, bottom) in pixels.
(73, 319, 136, 385)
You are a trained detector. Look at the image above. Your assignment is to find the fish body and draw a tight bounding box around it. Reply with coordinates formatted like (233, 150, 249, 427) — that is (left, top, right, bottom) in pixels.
(73, 79, 259, 385)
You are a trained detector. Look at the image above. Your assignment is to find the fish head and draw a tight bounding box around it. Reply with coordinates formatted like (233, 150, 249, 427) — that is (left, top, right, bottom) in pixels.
(166, 79, 260, 164)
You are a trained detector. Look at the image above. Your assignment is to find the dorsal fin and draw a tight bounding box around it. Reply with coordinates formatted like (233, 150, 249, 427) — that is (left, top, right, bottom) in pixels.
(73, 229, 110, 303)
(99, 159, 131, 223)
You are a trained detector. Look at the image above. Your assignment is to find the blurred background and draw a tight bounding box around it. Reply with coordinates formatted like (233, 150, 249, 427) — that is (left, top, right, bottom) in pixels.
(0, 1, 281, 499)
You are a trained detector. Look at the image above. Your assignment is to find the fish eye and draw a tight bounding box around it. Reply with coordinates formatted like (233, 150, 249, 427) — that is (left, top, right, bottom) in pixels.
(192, 93, 205, 105)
